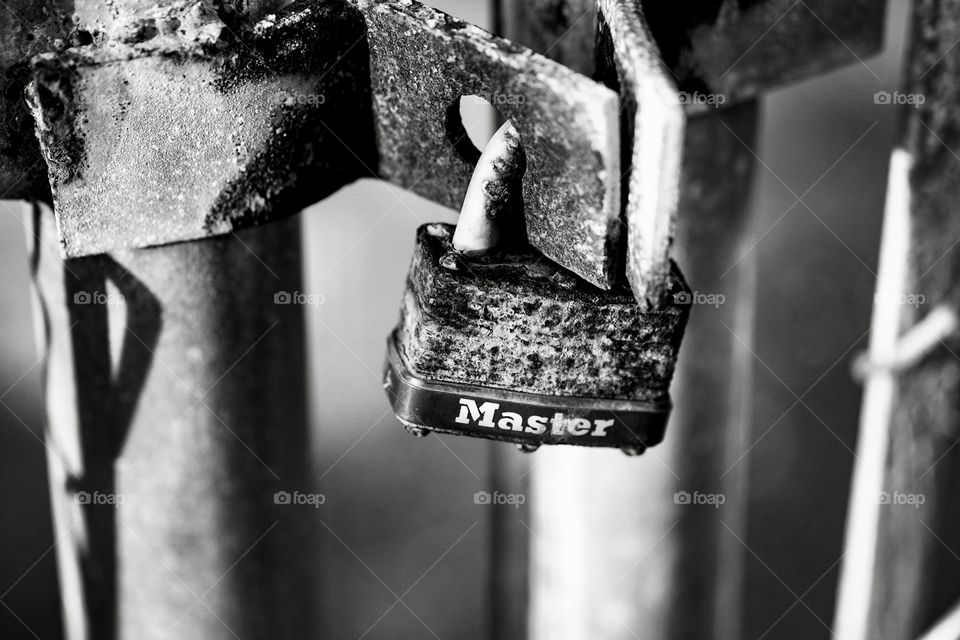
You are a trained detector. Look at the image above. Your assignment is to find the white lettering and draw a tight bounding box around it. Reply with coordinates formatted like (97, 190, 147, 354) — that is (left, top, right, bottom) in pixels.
(456, 398, 500, 428)
(454, 399, 622, 439)
(592, 419, 615, 437)
(526, 415, 547, 434)
(567, 418, 591, 436)
(498, 412, 523, 431)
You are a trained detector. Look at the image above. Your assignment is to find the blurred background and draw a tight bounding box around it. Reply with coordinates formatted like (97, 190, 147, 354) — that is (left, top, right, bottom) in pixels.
(0, 1, 912, 638)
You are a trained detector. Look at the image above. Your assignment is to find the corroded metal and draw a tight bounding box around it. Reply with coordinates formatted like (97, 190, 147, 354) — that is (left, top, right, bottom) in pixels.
(29, 0, 375, 258)
(0, 1, 75, 200)
(596, 0, 684, 307)
(355, 0, 622, 290)
(499, 1, 887, 107)
(388, 223, 690, 452)
(19, 4, 323, 640)
(495, 0, 597, 76)
(642, 0, 887, 105)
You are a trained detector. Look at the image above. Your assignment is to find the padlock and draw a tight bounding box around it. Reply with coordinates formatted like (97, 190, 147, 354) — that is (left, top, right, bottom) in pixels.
(383, 121, 690, 455)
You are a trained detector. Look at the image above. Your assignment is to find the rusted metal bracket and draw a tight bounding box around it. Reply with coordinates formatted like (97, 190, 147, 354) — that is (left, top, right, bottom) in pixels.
(596, 0, 684, 304)
(29, 0, 376, 258)
(0, 0, 74, 200)
(355, 0, 623, 291)
(14, 0, 891, 298)
(23, 0, 693, 306)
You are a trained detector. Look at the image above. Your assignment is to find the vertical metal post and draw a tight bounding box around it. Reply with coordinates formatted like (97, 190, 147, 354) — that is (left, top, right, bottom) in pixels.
(521, 107, 758, 640)
(487, 446, 530, 640)
(29, 203, 317, 640)
(496, 4, 758, 639)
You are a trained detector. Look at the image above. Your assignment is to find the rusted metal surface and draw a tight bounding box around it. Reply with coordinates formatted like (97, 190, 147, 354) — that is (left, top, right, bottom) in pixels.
(596, 0, 684, 307)
(836, 1, 960, 638)
(0, 1, 75, 200)
(494, 0, 597, 76)
(29, 0, 375, 258)
(391, 223, 689, 431)
(642, 0, 886, 104)
(356, 0, 622, 290)
(30, 204, 317, 640)
(15, 3, 325, 640)
(380, 98, 688, 452)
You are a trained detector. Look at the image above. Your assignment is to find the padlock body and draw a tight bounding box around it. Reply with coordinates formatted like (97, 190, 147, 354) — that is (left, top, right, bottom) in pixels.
(385, 223, 691, 452)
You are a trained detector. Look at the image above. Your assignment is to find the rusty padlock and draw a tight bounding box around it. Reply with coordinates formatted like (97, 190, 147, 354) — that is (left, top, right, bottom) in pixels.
(384, 122, 690, 455)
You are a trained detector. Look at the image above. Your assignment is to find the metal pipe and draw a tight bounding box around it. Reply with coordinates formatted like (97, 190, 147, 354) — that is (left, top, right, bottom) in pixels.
(524, 105, 758, 640)
(495, 3, 758, 638)
(29, 203, 317, 640)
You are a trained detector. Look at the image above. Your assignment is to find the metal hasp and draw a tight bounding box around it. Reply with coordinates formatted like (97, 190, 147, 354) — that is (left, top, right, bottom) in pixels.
(595, 0, 684, 305)
(355, 0, 623, 291)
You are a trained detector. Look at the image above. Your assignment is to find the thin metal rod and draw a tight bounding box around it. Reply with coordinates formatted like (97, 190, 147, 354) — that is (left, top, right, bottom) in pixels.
(834, 1, 960, 633)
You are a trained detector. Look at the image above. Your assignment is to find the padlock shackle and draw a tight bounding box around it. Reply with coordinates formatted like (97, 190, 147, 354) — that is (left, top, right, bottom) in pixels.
(452, 119, 526, 256)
